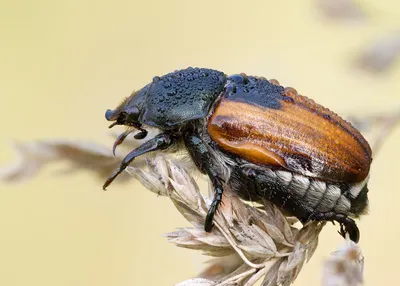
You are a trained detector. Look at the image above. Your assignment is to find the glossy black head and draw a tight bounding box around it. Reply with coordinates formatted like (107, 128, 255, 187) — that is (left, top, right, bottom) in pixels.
(105, 67, 227, 131)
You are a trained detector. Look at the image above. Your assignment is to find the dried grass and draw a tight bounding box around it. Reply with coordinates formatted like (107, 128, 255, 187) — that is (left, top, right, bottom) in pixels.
(3, 107, 400, 284)
(0, 131, 373, 285)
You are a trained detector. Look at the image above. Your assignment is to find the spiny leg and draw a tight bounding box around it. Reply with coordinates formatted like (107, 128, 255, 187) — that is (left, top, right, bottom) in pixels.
(309, 212, 360, 243)
(184, 134, 224, 232)
(103, 133, 173, 190)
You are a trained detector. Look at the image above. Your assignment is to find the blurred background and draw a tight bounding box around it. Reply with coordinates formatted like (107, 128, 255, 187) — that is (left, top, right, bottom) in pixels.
(1, 0, 400, 285)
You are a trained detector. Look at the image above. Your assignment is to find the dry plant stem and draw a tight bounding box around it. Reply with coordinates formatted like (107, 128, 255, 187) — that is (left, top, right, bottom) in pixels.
(354, 31, 400, 73)
(213, 219, 267, 269)
(218, 268, 257, 286)
(348, 108, 400, 154)
(366, 110, 400, 154)
(322, 241, 364, 286)
(315, 0, 366, 22)
(244, 264, 271, 286)
(155, 156, 328, 285)
(3, 110, 395, 285)
(0, 139, 365, 285)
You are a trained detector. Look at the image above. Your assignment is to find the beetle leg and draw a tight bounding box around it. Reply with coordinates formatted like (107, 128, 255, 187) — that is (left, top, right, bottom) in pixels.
(112, 129, 133, 156)
(103, 133, 173, 190)
(204, 177, 224, 232)
(184, 135, 224, 232)
(309, 212, 360, 243)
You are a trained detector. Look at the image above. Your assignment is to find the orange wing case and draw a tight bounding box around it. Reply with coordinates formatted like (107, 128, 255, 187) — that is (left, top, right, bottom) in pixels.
(208, 80, 372, 184)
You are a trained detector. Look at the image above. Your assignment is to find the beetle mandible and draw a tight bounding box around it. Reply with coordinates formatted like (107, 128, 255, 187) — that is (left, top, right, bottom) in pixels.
(103, 67, 372, 243)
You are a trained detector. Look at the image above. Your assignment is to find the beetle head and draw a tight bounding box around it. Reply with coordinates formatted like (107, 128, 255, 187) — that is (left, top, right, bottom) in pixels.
(105, 89, 149, 152)
(105, 86, 149, 127)
(105, 103, 140, 128)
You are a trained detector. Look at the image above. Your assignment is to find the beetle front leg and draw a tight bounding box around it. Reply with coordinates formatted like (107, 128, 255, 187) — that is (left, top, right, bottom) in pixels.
(184, 135, 224, 232)
(103, 133, 174, 190)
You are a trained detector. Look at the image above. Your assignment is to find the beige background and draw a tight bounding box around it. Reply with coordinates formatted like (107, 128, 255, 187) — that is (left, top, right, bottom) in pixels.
(1, 0, 400, 285)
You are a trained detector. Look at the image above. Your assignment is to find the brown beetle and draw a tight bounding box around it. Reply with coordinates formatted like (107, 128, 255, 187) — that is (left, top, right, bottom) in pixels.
(104, 68, 372, 243)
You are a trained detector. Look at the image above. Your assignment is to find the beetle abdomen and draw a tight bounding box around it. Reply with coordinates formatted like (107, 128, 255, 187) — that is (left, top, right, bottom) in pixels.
(230, 166, 369, 219)
(208, 75, 372, 184)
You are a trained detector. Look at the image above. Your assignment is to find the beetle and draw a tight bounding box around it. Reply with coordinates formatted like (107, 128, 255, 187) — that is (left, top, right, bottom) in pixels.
(103, 67, 372, 243)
